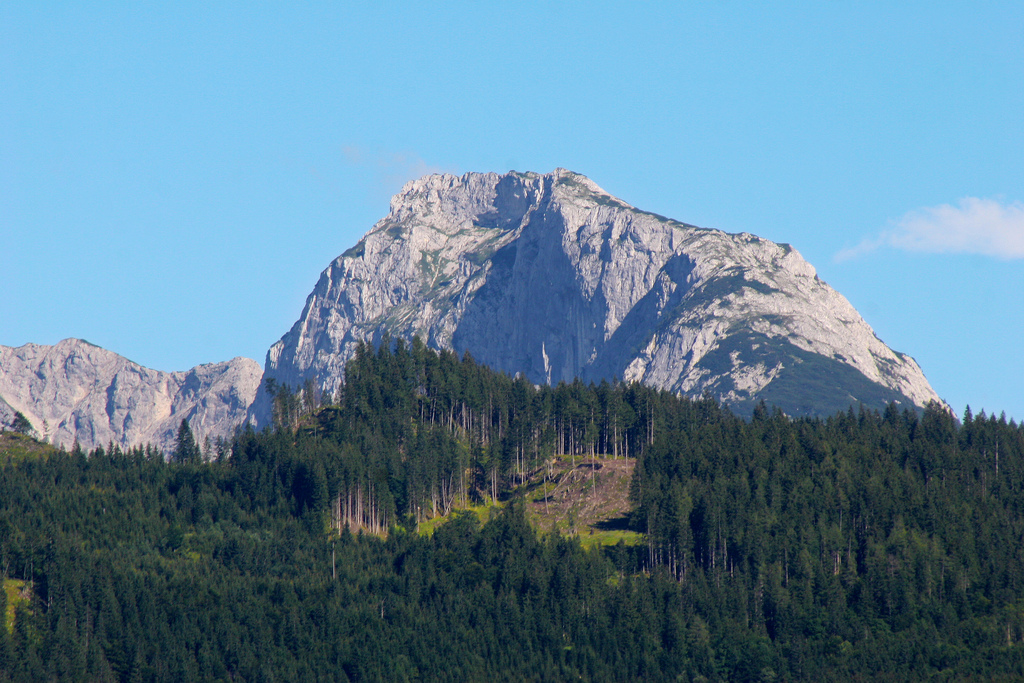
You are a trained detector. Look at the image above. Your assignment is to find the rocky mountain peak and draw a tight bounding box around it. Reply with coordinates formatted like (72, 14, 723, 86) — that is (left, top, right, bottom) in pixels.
(7, 172, 943, 449)
(256, 169, 942, 422)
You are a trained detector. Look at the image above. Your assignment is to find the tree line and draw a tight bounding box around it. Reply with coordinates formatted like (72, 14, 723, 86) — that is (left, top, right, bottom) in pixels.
(265, 337, 665, 531)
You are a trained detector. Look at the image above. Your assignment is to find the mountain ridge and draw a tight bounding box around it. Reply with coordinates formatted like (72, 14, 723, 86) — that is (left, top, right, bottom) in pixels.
(1, 169, 945, 449)
(0, 338, 261, 453)
(255, 168, 940, 423)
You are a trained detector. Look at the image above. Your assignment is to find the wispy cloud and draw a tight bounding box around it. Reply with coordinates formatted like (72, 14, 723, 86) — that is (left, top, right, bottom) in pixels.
(837, 197, 1024, 261)
(341, 146, 454, 199)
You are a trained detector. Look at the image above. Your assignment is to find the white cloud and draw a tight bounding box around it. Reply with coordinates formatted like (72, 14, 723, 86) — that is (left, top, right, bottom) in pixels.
(834, 235, 886, 261)
(837, 197, 1024, 261)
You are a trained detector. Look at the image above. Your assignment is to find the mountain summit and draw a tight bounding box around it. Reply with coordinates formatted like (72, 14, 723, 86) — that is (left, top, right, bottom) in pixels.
(0, 170, 942, 451)
(256, 169, 940, 420)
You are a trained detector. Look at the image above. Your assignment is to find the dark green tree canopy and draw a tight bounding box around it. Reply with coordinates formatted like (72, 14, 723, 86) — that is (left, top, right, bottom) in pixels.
(2, 340, 1024, 681)
(9, 411, 33, 435)
(173, 418, 201, 463)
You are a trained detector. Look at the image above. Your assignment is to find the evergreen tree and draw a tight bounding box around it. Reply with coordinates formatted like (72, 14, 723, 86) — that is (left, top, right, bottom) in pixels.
(172, 418, 200, 463)
(3, 341, 1024, 680)
(9, 411, 33, 436)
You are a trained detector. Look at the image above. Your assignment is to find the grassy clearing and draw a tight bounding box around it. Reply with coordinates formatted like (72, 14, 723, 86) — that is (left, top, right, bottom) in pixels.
(577, 528, 645, 550)
(417, 501, 503, 536)
(0, 432, 57, 461)
(4, 578, 29, 634)
(419, 455, 645, 549)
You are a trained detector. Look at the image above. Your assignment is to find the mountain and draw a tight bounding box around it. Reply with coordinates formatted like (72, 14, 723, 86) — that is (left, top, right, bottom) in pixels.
(3, 169, 942, 448)
(0, 339, 261, 453)
(256, 169, 941, 422)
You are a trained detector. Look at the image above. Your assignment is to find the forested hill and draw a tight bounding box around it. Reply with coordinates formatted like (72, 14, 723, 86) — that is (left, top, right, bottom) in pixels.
(2, 339, 1024, 680)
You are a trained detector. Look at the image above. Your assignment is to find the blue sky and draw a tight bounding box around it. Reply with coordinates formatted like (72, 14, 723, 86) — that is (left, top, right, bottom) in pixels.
(2, 3, 1022, 421)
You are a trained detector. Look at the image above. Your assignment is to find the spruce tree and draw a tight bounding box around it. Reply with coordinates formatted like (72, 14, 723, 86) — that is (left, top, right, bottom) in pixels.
(9, 411, 33, 436)
(173, 419, 200, 463)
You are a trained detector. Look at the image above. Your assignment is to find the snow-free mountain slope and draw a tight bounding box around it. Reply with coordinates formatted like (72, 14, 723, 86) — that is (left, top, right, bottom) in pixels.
(0, 339, 261, 453)
(258, 169, 941, 420)
(0, 170, 943, 450)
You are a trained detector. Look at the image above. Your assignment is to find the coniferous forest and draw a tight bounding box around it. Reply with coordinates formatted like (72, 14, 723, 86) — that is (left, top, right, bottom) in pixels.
(2, 339, 1024, 681)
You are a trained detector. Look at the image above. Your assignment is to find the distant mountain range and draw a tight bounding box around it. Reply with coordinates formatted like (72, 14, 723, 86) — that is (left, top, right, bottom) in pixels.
(0, 339, 260, 453)
(1, 170, 942, 451)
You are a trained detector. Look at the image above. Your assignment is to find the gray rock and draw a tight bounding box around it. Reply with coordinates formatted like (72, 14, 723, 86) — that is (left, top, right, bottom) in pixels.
(0, 339, 261, 454)
(256, 169, 942, 422)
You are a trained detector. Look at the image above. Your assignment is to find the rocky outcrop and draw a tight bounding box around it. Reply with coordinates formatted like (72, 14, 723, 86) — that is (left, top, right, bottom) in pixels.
(0, 339, 262, 453)
(257, 169, 942, 421)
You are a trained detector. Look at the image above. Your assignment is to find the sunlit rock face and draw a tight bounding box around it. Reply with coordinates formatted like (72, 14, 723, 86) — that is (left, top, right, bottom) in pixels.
(255, 169, 941, 423)
(0, 339, 261, 453)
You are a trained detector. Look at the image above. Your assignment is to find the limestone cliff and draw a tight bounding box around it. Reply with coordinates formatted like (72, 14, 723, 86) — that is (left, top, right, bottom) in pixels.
(0, 339, 261, 453)
(256, 169, 941, 421)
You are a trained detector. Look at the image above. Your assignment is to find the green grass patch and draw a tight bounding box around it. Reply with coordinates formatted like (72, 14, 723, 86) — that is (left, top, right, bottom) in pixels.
(0, 432, 57, 461)
(4, 579, 28, 634)
(417, 501, 503, 536)
(341, 240, 366, 259)
(577, 528, 644, 550)
(529, 480, 558, 502)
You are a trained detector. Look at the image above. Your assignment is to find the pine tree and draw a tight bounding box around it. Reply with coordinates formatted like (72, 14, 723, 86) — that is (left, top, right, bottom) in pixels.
(173, 419, 200, 463)
(10, 411, 33, 436)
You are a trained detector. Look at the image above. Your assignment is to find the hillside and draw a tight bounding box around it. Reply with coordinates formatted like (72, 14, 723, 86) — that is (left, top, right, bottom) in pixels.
(420, 455, 640, 548)
(0, 431, 58, 460)
(524, 455, 638, 545)
(2, 343, 1024, 680)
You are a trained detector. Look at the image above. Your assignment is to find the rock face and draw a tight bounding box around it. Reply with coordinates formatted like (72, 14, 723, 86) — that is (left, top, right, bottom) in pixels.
(0, 339, 262, 453)
(257, 169, 942, 422)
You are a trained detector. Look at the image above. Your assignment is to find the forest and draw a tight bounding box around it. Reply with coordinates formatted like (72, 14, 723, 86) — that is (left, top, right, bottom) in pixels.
(2, 338, 1024, 681)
